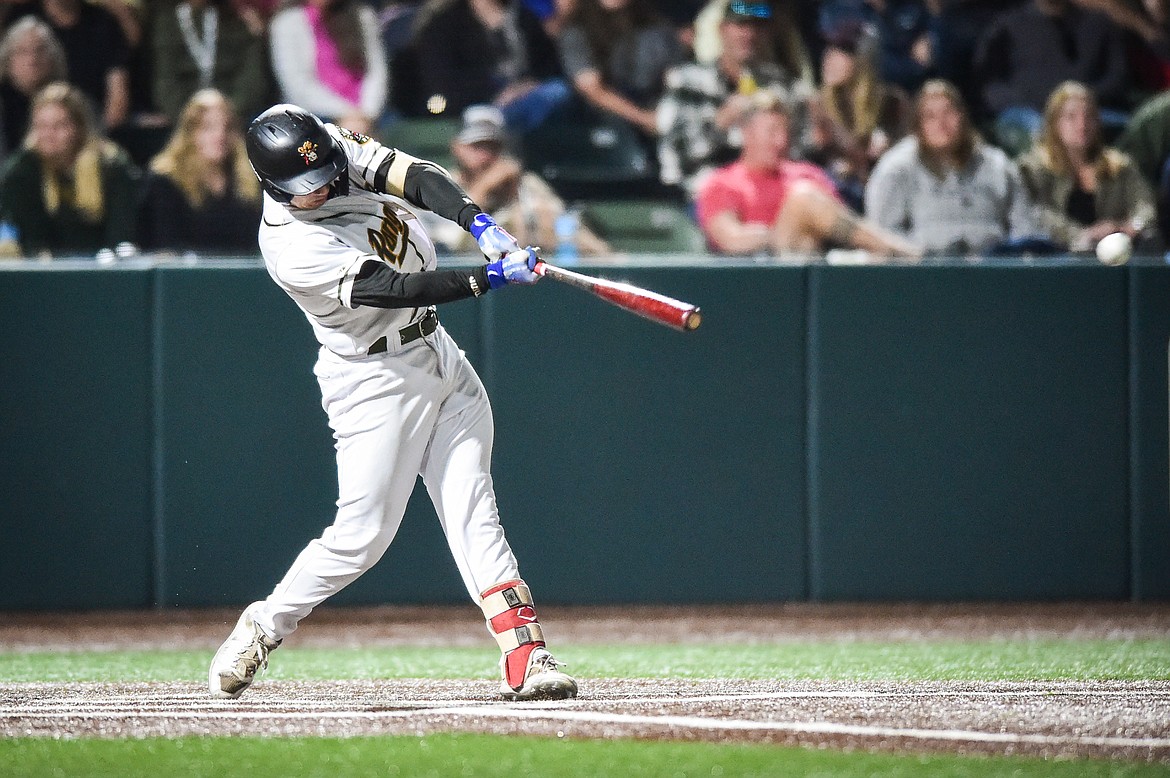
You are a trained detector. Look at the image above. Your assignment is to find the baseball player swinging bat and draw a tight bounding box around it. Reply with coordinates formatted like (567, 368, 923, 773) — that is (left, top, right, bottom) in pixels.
(533, 261, 702, 332)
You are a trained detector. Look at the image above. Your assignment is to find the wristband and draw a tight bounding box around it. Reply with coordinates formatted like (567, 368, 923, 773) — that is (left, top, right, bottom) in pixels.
(485, 259, 507, 289)
(470, 213, 496, 241)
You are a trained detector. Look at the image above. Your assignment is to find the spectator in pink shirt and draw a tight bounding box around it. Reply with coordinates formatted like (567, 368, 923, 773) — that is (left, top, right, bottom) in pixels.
(696, 90, 919, 258)
(268, 0, 389, 135)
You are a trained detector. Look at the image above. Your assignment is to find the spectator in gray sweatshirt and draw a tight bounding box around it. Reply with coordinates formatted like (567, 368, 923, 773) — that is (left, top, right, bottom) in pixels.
(864, 79, 1040, 255)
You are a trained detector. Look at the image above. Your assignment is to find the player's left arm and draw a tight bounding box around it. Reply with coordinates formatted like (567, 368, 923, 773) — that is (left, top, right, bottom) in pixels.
(350, 247, 540, 309)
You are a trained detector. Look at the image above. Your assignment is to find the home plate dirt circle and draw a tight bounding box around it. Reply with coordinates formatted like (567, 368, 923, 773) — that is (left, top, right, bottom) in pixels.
(3, 678, 1168, 762)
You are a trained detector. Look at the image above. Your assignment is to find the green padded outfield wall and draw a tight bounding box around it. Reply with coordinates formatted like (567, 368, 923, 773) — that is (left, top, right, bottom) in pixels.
(1, 259, 1166, 609)
(0, 266, 154, 608)
(152, 265, 486, 606)
(488, 266, 808, 603)
(1129, 266, 1170, 600)
(807, 265, 1131, 600)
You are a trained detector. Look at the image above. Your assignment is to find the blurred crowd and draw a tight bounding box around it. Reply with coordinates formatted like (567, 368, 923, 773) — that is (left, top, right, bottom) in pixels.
(1, 0, 1170, 259)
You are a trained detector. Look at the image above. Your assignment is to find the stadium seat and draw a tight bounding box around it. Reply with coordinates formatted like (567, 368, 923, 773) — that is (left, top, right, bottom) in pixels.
(380, 117, 459, 169)
(520, 107, 658, 200)
(583, 199, 706, 254)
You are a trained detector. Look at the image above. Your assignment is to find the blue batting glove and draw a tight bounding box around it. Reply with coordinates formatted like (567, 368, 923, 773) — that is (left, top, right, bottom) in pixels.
(485, 247, 542, 289)
(470, 213, 520, 259)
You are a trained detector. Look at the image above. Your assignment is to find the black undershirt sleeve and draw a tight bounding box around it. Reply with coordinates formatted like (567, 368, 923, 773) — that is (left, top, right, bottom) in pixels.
(350, 260, 491, 308)
(401, 161, 484, 231)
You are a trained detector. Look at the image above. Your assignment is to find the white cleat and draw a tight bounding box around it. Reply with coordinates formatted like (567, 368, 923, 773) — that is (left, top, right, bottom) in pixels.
(208, 606, 280, 699)
(500, 647, 578, 701)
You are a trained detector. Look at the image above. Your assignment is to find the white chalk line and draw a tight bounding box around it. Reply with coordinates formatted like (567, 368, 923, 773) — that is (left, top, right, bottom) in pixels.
(3, 706, 1169, 750)
(4, 687, 1170, 713)
(2, 687, 1169, 750)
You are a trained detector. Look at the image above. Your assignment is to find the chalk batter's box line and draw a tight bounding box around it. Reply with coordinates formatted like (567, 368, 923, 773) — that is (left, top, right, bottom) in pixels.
(3, 688, 1169, 751)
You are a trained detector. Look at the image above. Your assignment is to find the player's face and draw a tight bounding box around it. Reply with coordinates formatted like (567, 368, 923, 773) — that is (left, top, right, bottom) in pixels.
(194, 104, 233, 165)
(1055, 96, 1096, 155)
(289, 184, 331, 209)
(30, 102, 79, 166)
(918, 94, 962, 153)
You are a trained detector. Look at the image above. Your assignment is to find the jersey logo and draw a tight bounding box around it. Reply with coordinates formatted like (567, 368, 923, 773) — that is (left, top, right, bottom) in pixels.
(338, 126, 371, 144)
(368, 203, 419, 267)
(298, 140, 318, 165)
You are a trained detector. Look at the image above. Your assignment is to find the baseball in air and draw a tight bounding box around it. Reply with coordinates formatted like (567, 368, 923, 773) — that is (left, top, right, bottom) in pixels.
(1095, 232, 1132, 265)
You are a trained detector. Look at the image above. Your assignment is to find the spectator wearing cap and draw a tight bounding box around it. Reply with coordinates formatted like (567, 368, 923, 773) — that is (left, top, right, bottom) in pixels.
(690, 1, 815, 83)
(657, 0, 812, 197)
(805, 17, 910, 212)
(696, 91, 920, 258)
(422, 104, 610, 255)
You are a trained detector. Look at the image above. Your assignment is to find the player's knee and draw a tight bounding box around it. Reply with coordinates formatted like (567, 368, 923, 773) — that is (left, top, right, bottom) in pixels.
(786, 180, 830, 208)
(319, 521, 397, 571)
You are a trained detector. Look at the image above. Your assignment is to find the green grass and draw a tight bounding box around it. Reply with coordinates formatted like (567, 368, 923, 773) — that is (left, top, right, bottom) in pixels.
(3, 639, 1169, 776)
(0, 734, 1167, 778)
(2, 638, 1168, 684)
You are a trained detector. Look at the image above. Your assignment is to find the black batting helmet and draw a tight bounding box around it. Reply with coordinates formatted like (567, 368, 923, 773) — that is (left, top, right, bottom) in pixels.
(246, 104, 349, 202)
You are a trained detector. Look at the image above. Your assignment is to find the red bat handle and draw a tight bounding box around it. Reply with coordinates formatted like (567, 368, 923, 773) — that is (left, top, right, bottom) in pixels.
(533, 260, 702, 332)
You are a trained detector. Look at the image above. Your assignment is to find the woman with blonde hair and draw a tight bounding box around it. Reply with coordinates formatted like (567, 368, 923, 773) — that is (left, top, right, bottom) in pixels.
(806, 18, 909, 210)
(137, 89, 262, 254)
(1018, 80, 1155, 252)
(0, 81, 140, 257)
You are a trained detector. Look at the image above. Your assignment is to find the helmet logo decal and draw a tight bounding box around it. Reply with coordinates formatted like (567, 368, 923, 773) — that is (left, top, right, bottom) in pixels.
(297, 140, 319, 165)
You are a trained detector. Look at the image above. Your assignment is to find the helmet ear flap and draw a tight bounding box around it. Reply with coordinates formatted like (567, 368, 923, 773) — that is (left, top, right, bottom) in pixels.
(263, 181, 295, 203)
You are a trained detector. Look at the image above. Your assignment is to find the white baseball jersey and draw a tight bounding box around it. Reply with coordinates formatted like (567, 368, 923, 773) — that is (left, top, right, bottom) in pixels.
(212, 112, 568, 701)
(258, 124, 439, 357)
(245, 121, 523, 644)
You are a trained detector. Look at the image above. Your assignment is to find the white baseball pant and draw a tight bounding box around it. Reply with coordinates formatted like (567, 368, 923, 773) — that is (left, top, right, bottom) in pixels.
(250, 324, 520, 641)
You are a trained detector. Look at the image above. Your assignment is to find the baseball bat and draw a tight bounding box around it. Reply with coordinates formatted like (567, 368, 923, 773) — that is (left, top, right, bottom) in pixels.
(533, 260, 702, 332)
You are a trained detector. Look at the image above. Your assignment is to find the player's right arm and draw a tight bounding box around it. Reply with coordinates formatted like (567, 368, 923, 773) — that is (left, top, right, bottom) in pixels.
(340, 127, 522, 260)
(334, 130, 539, 302)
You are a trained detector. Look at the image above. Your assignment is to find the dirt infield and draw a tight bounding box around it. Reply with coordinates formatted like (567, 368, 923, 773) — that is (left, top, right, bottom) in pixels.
(2, 603, 1169, 762)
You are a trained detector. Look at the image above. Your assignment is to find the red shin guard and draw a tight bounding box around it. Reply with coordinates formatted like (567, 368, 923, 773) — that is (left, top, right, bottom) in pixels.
(480, 580, 546, 690)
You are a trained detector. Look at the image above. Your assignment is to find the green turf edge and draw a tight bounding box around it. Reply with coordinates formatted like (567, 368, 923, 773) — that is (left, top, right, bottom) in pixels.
(2, 734, 1167, 778)
(2, 639, 1169, 684)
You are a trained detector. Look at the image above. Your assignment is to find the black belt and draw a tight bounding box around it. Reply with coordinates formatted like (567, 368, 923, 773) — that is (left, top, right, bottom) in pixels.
(368, 309, 438, 355)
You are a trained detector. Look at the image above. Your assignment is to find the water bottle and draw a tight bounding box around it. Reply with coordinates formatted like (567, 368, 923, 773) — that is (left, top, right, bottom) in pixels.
(554, 208, 580, 265)
(0, 220, 21, 259)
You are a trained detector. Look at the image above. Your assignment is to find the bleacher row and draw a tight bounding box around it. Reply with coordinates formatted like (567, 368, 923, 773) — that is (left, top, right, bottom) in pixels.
(388, 112, 706, 254)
